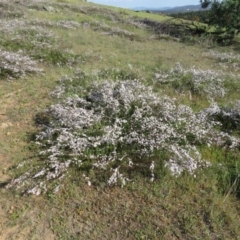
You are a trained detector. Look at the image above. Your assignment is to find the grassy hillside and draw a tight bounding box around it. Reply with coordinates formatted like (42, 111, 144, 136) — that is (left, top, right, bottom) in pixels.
(1, 0, 240, 239)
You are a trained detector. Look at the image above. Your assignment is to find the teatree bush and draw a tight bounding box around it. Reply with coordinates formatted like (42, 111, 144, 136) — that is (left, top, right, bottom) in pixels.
(0, 19, 57, 50)
(6, 71, 240, 195)
(0, 19, 71, 41)
(204, 50, 240, 63)
(155, 63, 227, 100)
(209, 100, 240, 134)
(0, 19, 39, 34)
(0, 49, 43, 79)
(0, 19, 82, 66)
(29, 19, 81, 29)
(0, 1, 24, 19)
(203, 50, 240, 71)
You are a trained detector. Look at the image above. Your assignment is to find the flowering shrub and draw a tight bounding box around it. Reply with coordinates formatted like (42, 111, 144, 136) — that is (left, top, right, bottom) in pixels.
(0, 1, 24, 19)
(208, 101, 240, 134)
(6, 71, 240, 194)
(0, 19, 56, 50)
(155, 63, 227, 100)
(0, 19, 82, 66)
(203, 50, 240, 72)
(29, 19, 81, 29)
(0, 9, 54, 41)
(0, 49, 43, 79)
(204, 50, 240, 63)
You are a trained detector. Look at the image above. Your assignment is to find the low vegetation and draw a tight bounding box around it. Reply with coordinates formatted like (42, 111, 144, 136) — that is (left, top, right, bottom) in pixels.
(1, 0, 240, 239)
(169, 0, 240, 44)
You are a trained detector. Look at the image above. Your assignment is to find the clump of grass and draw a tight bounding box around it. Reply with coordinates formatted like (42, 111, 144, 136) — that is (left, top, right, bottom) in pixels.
(92, 21, 136, 39)
(34, 49, 83, 66)
(61, 4, 122, 22)
(6, 70, 240, 194)
(200, 145, 240, 199)
(19, 0, 55, 11)
(93, 67, 138, 80)
(0, 49, 43, 79)
(123, 17, 149, 29)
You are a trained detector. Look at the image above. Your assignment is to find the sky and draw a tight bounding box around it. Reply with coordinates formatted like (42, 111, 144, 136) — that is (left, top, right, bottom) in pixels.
(88, 0, 201, 9)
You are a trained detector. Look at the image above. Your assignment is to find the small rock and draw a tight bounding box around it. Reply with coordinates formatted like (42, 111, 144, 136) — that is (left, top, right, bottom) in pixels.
(0, 123, 9, 129)
(0, 122, 13, 129)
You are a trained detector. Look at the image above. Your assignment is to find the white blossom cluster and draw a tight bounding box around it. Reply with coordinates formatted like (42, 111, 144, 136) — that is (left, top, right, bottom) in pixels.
(203, 50, 240, 63)
(0, 19, 56, 49)
(0, 17, 81, 67)
(204, 101, 240, 138)
(199, 102, 240, 148)
(7, 74, 240, 194)
(29, 19, 81, 29)
(0, 1, 24, 18)
(0, 49, 43, 79)
(203, 50, 240, 72)
(155, 63, 227, 100)
(5, 21, 54, 38)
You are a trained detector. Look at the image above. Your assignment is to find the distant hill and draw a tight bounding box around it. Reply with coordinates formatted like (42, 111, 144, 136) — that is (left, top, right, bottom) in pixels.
(132, 4, 210, 13)
(132, 7, 171, 11)
(159, 4, 207, 13)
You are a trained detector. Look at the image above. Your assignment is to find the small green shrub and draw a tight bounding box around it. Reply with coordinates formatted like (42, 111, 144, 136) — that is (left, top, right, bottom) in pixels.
(95, 68, 138, 80)
(33, 49, 82, 66)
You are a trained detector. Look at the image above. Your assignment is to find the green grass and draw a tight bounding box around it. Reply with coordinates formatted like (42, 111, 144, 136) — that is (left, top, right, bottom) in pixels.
(1, 0, 240, 239)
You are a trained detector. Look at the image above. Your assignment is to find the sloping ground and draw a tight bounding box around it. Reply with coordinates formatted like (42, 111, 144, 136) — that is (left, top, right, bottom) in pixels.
(1, 0, 240, 239)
